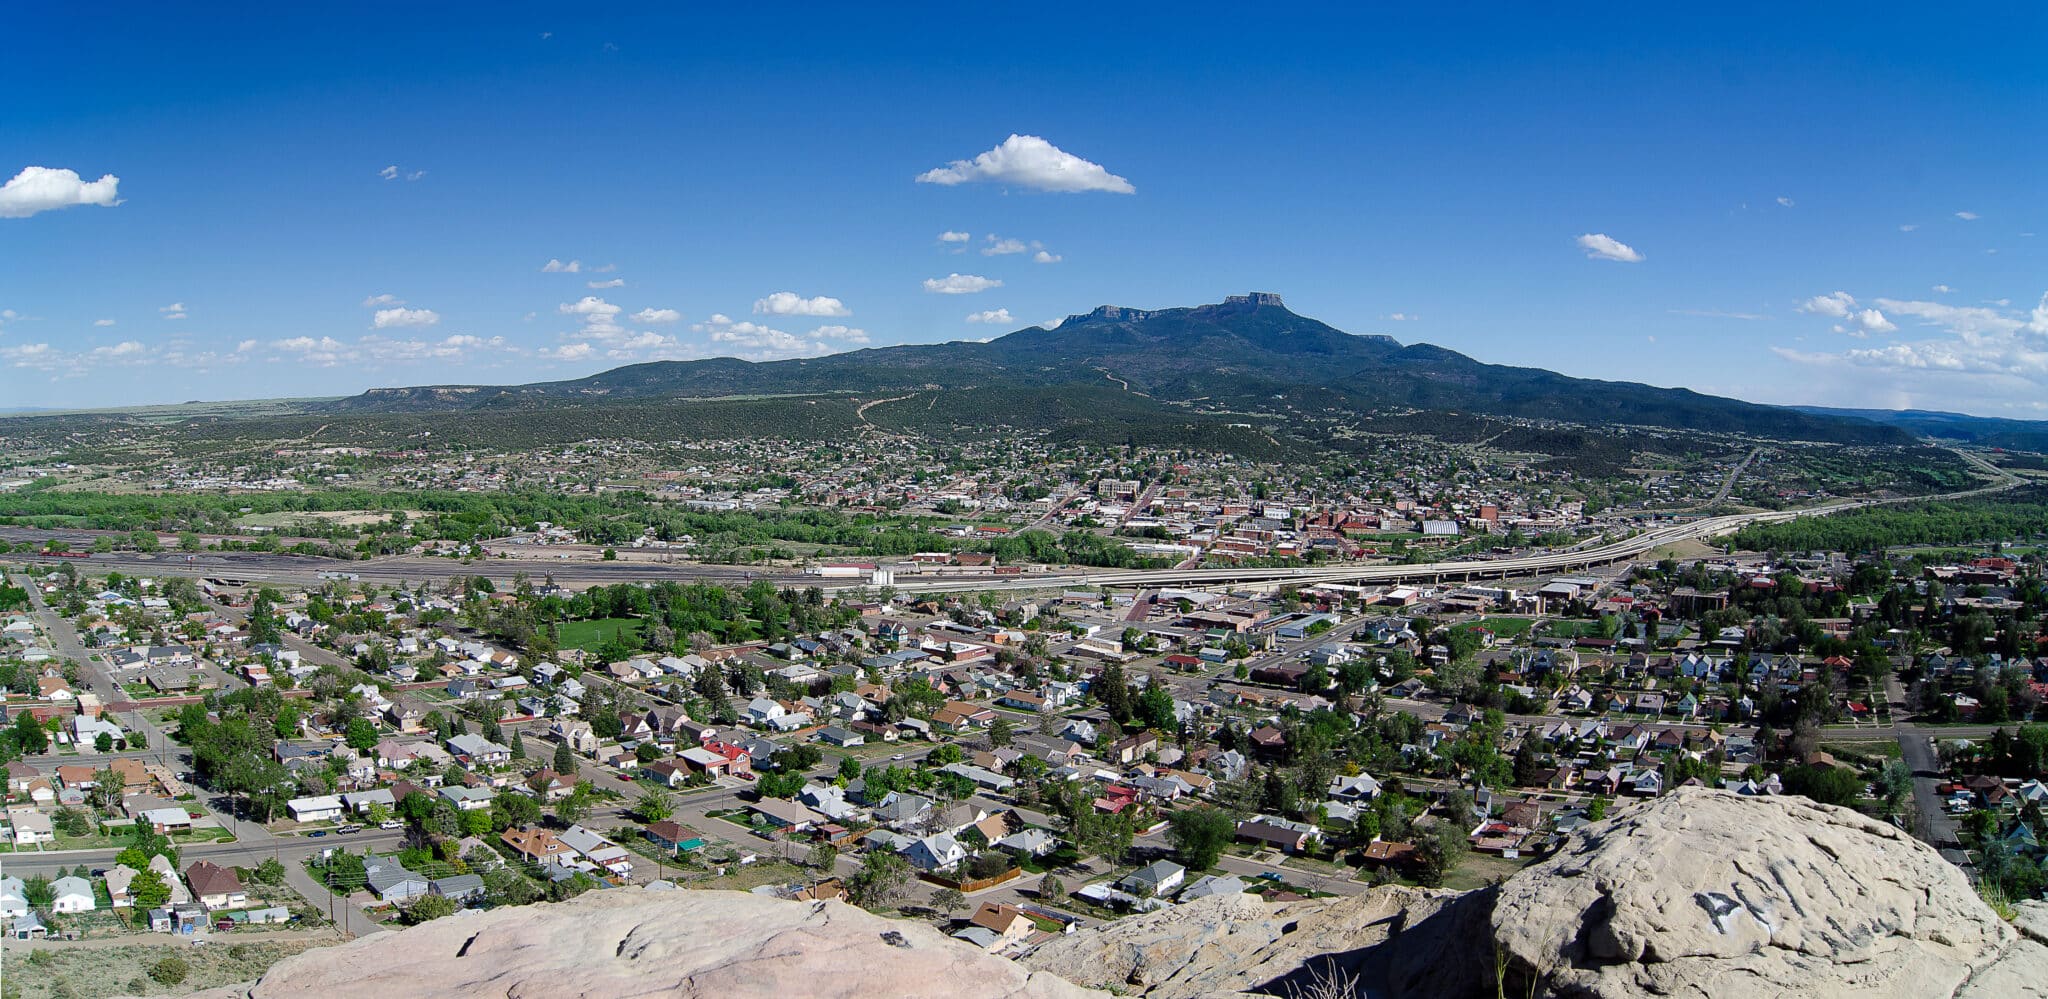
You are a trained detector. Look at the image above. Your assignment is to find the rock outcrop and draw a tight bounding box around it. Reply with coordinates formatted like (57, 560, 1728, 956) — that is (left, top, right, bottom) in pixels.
(1034, 788, 2047, 999)
(178, 888, 1101, 999)
(1491, 787, 2023, 998)
(175, 790, 2048, 999)
(1025, 885, 1490, 998)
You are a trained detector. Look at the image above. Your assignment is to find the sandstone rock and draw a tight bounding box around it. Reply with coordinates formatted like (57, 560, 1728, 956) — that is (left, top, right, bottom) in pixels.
(1026, 884, 1491, 998)
(179, 889, 1102, 999)
(1492, 787, 2015, 999)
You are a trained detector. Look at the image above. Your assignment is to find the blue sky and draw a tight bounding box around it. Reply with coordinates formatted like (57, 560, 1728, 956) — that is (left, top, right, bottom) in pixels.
(5, 4, 2046, 415)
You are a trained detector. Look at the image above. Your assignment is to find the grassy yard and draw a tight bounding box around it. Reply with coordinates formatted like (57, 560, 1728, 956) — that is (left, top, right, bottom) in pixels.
(1440, 851, 1536, 892)
(558, 617, 645, 651)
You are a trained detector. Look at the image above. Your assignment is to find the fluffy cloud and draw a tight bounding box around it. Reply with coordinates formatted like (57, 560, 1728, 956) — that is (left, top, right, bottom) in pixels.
(372, 307, 441, 329)
(1932, 284, 1953, 294)
(691, 314, 867, 359)
(1033, 250, 1062, 264)
(587, 278, 625, 289)
(0, 166, 122, 218)
(1774, 290, 2048, 412)
(965, 309, 1014, 324)
(916, 134, 1135, 194)
(938, 231, 971, 243)
(1575, 233, 1644, 263)
(1837, 309, 1896, 337)
(1775, 196, 1796, 207)
(923, 273, 1002, 295)
(753, 292, 851, 317)
(630, 307, 682, 324)
(1383, 313, 1419, 321)
(93, 318, 116, 327)
(1955, 211, 1981, 221)
(1798, 291, 1857, 318)
(159, 303, 187, 320)
(267, 333, 513, 367)
(541, 258, 583, 273)
(560, 296, 621, 319)
(362, 293, 404, 307)
(541, 342, 595, 361)
(378, 165, 425, 181)
(982, 237, 1028, 256)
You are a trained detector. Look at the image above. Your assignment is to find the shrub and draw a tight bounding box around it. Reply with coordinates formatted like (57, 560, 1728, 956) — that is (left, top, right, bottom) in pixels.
(150, 956, 191, 985)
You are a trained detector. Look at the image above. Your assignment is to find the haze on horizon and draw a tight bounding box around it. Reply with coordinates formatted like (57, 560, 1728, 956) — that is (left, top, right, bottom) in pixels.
(4, 4, 2046, 417)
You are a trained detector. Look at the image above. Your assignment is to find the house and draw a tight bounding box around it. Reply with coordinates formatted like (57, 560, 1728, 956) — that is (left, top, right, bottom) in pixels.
(438, 785, 496, 812)
(364, 857, 431, 902)
(746, 797, 825, 833)
(50, 875, 96, 913)
(993, 827, 1059, 857)
(644, 820, 705, 855)
(1116, 859, 1186, 898)
(501, 826, 576, 865)
(287, 794, 346, 824)
(1178, 873, 1246, 902)
(11, 910, 47, 939)
(817, 725, 865, 748)
(967, 901, 1037, 947)
(7, 807, 55, 845)
(1237, 818, 1316, 853)
(105, 863, 140, 907)
(149, 855, 191, 905)
(0, 876, 28, 919)
(446, 733, 511, 765)
(550, 719, 599, 755)
(930, 701, 997, 732)
(900, 832, 967, 871)
(186, 861, 248, 911)
(559, 824, 635, 876)
(431, 874, 485, 903)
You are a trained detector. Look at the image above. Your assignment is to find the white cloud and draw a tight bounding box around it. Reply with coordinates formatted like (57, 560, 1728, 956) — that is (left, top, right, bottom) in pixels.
(1775, 196, 1795, 207)
(1798, 291, 1857, 318)
(379, 165, 424, 182)
(923, 273, 1002, 295)
(965, 309, 1014, 324)
(1668, 309, 1767, 321)
(379, 166, 398, 180)
(753, 292, 851, 317)
(559, 296, 621, 318)
(159, 303, 187, 320)
(982, 236, 1028, 256)
(1932, 284, 1953, 294)
(1033, 250, 1062, 264)
(1575, 233, 1644, 263)
(93, 318, 116, 327)
(361, 293, 404, 307)
(541, 342, 594, 361)
(1955, 211, 1981, 221)
(1900, 224, 1919, 232)
(0, 166, 122, 218)
(916, 134, 1135, 194)
(630, 307, 682, 324)
(807, 324, 870, 343)
(1775, 290, 2048, 412)
(587, 278, 625, 289)
(1837, 308, 1897, 337)
(938, 231, 971, 243)
(541, 258, 583, 273)
(1383, 313, 1419, 321)
(371, 307, 441, 329)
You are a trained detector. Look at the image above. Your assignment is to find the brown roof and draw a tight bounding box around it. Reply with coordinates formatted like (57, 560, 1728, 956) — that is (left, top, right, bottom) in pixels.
(970, 901, 1031, 935)
(184, 861, 244, 897)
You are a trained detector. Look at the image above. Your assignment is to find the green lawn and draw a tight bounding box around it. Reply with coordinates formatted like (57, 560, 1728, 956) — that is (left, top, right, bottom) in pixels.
(1453, 617, 1535, 638)
(559, 617, 646, 651)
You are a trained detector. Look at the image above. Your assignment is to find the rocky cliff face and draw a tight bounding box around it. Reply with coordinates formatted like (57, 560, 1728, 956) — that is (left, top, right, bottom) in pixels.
(172, 790, 2048, 999)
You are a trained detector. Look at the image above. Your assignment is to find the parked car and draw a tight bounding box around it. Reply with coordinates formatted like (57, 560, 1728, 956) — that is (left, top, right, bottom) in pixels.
(379, 819, 402, 830)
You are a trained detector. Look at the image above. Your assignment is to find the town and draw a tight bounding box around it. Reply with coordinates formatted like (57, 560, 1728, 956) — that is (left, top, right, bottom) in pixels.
(1, 450, 2043, 994)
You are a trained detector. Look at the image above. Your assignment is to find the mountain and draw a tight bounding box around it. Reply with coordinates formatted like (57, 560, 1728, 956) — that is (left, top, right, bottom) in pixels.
(1795, 406, 2048, 451)
(325, 293, 1909, 445)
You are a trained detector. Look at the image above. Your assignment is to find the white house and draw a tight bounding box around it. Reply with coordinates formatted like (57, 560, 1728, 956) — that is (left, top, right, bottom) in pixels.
(51, 875, 97, 913)
(287, 794, 347, 824)
(899, 833, 967, 872)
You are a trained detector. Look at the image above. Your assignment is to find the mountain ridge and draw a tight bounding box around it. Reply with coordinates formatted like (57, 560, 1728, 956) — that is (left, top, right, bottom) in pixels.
(321, 293, 1909, 445)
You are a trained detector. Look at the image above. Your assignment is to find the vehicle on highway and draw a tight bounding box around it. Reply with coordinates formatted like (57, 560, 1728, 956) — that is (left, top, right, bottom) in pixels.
(891, 753, 907, 761)
(307, 830, 327, 838)
(337, 824, 362, 835)
(380, 819, 402, 830)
